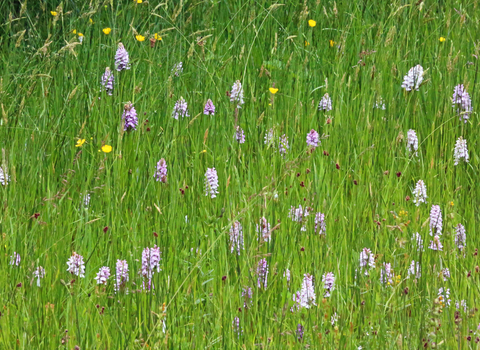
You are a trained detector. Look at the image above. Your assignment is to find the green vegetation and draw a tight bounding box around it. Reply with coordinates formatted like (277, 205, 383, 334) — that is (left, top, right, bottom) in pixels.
(1, 0, 479, 348)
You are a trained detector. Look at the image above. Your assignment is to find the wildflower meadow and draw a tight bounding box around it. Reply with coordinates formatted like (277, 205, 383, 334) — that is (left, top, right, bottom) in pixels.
(1, 0, 480, 348)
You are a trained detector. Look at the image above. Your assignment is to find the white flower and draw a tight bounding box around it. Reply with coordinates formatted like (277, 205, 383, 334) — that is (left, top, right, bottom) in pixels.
(401, 65, 424, 91)
(453, 136, 469, 165)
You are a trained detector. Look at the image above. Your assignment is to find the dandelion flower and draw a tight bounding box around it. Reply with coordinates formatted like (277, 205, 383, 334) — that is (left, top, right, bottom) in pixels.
(172, 97, 189, 119)
(453, 136, 469, 165)
(269, 87, 279, 94)
(34, 266, 46, 287)
(95, 267, 110, 285)
(101, 145, 112, 153)
(115, 43, 130, 71)
(203, 99, 215, 115)
(122, 102, 138, 131)
(412, 180, 427, 206)
(406, 129, 418, 156)
(66, 252, 85, 278)
(229, 221, 244, 255)
(154, 158, 167, 183)
(103, 28, 111, 35)
(322, 272, 335, 297)
(114, 259, 129, 293)
(230, 80, 245, 108)
(100, 67, 114, 95)
(204, 167, 219, 198)
(306, 129, 320, 148)
(308, 19, 316, 27)
(318, 93, 332, 111)
(401, 64, 424, 91)
(136, 35, 145, 42)
(75, 139, 86, 147)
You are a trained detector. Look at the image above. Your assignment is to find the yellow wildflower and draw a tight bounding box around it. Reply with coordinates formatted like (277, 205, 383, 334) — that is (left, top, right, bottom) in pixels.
(89, 18, 94, 24)
(200, 150, 207, 154)
(136, 0, 143, 3)
(72, 29, 77, 34)
(269, 88, 279, 94)
(103, 28, 112, 35)
(450, 201, 454, 207)
(136, 35, 145, 42)
(439, 37, 446, 42)
(101, 145, 112, 153)
(305, 41, 309, 46)
(329, 40, 335, 47)
(308, 20, 316, 27)
(75, 139, 86, 147)
(78, 33, 84, 37)
(154, 33, 162, 41)
(51, 11, 58, 16)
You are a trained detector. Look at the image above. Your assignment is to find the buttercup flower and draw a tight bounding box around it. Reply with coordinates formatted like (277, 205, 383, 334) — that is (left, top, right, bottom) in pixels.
(439, 37, 446, 42)
(269, 87, 278, 94)
(136, 35, 145, 42)
(154, 33, 162, 40)
(51, 11, 57, 16)
(308, 19, 316, 27)
(103, 28, 111, 35)
(101, 145, 112, 153)
(75, 139, 86, 147)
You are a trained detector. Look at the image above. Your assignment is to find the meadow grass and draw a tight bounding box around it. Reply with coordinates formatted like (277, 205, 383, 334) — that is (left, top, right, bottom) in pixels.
(1, 0, 480, 348)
